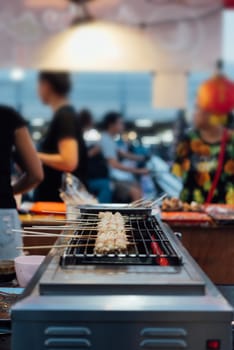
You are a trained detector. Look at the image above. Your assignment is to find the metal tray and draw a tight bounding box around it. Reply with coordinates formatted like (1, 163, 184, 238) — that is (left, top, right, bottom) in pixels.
(79, 204, 152, 216)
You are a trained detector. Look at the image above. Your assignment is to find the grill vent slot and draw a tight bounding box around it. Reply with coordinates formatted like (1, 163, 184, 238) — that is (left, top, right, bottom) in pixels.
(44, 326, 92, 349)
(44, 338, 91, 348)
(45, 326, 91, 336)
(140, 327, 188, 349)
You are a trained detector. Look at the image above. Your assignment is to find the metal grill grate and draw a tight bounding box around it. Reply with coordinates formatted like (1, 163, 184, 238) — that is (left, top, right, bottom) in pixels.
(60, 216, 183, 267)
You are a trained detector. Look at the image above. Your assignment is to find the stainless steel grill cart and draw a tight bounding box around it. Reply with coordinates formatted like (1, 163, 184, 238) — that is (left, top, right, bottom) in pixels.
(12, 209, 233, 350)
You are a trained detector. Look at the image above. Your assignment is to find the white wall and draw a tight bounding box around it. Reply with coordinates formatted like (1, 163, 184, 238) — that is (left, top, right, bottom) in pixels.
(223, 10, 234, 63)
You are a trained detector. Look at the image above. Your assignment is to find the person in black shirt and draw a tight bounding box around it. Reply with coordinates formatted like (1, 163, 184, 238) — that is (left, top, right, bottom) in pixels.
(79, 109, 112, 203)
(0, 106, 43, 259)
(34, 72, 87, 202)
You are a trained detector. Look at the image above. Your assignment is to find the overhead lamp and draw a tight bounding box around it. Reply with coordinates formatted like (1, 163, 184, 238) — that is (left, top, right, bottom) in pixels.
(128, 131, 138, 141)
(142, 135, 161, 146)
(161, 130, 173, 143)
(135, 119, 154, 128)
(32, 131, 42, 141)
(10, 68, 25, 81)
(34, 0, 157, 72)
(83, 129, 101, 142)
(31, 118, 45, 127)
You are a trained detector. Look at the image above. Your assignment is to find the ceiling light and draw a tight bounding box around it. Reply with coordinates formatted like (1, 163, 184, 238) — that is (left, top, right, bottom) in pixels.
(128, 131, 137, 141)
(34, 0, 158, 71)
(83, 128, 101, 142)
(142, 136, 161, 145)
(135, 119, 154, 128)
(31, 118, 45, 127)
(10, 68, 25, 81)
(161, 130, 173, 143)
(34, 20, 158, 71)
(32, 131, 42, 141)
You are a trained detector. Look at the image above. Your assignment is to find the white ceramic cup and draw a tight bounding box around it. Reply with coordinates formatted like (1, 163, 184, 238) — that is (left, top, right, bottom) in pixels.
(14, 255, 45, 288)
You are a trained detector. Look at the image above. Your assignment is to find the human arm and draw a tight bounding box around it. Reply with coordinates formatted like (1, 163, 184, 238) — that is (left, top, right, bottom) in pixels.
(38, 138, 78, 172)
(12, 127, 44, 195)
(108, 158, 148, 175)
(39, 107, 80, 172)
(100, 134, 148, 175)
(118, 149, 145, 162)
(171, 137, 190, 178)
(88, 145, 101, 158)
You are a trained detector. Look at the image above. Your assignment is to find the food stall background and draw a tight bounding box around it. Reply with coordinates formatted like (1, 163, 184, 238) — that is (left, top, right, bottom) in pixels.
(0, 1, 233, 154)
(0, 0, 234, 289)
(0, 0, 232, 282)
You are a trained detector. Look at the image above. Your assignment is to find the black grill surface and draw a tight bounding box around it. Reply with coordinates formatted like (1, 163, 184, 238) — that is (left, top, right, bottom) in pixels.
(60, 216, 183, 267)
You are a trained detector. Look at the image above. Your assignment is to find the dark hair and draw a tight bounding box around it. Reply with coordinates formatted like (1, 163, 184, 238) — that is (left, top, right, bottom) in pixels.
(39, 71, 71, 96)
(216, 59, 224, 72)
(79, 109, 93, 130)
(102, 111, 122, 130)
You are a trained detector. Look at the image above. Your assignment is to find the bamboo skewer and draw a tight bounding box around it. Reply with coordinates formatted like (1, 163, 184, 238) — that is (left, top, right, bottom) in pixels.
(128, 197, 145, 206)
(23, 227, 134, 232)
(36, 218, 100, 223)
(28, 225, 133, 230)
(19, 211, 137, 253)
(42, 210, 100, 216)
(22, 234, 97, 239)
(151, 193, 167, 206)
(42, 210, 75, 215)
(42, 210, 130, 219)
(128, 194, 167, 208)
(14, 227, 102, 233)
(28, 226, 82, 229)
(22, 234, 132, 239)
(17, 242, 134, 250)
(128, 198, 151, 208)
(39, 216, 131, 223)
(29, 227, 100, 231)
(13, 229, 132, 238)
(17, 244, 96, 250)
(13, 230, 100, 238)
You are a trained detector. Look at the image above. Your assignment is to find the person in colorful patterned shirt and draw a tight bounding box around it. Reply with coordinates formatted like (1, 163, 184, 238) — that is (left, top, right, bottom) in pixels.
(172, 105, 234, 204)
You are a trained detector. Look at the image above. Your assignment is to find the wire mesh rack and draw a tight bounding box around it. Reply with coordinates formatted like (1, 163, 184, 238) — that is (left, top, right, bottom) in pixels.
(60, 215, 183, 267)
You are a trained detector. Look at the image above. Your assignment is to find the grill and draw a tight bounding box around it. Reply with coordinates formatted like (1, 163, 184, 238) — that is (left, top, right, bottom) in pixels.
(12, 208, 233, 350)
(60, 215, 183, 267)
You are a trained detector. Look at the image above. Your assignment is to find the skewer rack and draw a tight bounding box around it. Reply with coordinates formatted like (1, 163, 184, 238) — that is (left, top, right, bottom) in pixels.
(60, 213, 183, 267)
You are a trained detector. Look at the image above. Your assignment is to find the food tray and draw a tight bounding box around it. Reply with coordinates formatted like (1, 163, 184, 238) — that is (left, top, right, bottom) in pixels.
(78, 203, 152, 216)
(205, 205, 234, 225)
(30, 202, 66, 214)
(161, 211, 212, 226)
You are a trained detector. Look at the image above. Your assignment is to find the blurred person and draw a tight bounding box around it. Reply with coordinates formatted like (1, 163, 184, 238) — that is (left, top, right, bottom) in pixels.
(197, 59, 234, 127)
(100, 112, 149, 202)
(172, 109, 188, 159)
(0, 105, 43, 260)
(34, 72, 87, 202)
(227, 111, 234, 130)
(117, 136, 155, 198)
(117, 136, 138, 174)
(172, 105, 234, 204)
(79, 109, 112, 203)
